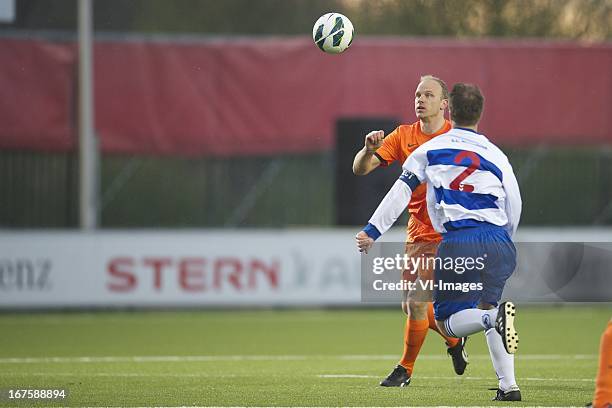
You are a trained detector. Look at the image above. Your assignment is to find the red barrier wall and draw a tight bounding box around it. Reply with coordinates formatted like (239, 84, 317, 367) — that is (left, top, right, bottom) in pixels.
(0, 39, 74, 152)
(0, 36, 610, 156)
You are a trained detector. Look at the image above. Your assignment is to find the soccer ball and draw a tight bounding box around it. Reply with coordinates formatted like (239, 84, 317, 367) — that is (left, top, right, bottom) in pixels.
(312, 13, 354, 54)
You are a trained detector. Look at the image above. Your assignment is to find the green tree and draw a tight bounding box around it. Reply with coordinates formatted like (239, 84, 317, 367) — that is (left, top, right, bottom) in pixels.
(3, 0, 610, 40)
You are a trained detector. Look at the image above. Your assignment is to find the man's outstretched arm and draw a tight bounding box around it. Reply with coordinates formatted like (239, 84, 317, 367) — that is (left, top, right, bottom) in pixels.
(356, 170, 421, 253)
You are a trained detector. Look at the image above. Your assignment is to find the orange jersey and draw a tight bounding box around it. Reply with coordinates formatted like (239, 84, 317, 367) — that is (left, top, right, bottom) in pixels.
(374, 120, 452, 243)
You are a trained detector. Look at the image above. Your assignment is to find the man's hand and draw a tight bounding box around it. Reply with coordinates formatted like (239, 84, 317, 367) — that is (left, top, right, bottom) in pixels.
(365, 130, 384, 153)
(353, 130, 384, 175)
(355, 230, 374, 253)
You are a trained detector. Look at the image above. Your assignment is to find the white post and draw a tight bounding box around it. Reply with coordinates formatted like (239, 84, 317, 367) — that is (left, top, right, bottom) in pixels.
(78, 0, 98, 229)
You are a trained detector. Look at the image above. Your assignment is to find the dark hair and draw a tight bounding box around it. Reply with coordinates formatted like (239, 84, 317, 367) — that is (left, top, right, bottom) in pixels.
(449, 83, 484, 126)
(420, 74, 449, 100)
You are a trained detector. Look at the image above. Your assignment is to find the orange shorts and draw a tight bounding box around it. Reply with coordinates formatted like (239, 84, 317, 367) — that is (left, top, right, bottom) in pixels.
(401, 241, 440, 303)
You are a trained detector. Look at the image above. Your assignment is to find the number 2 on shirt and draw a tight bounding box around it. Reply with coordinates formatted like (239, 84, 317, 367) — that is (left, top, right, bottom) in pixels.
(449, 151, 480, 192)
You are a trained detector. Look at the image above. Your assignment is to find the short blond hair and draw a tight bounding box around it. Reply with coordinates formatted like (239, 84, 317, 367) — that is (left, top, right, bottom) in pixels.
(420, 75, 449, 100)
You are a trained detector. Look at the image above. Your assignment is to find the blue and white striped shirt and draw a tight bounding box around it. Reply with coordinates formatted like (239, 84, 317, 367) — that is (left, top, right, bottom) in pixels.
(364, 127, 522, 239)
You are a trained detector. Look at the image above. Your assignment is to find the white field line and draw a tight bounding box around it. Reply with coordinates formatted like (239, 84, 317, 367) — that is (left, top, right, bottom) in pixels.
(0, 354, 597, 364)
(1, 372, 235, 378)
(317, 374, 595, 382)
(0, 371, 596, 383)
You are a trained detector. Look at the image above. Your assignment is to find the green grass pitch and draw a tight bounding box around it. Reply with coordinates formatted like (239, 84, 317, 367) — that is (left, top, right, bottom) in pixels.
(0, 306, 609, 407)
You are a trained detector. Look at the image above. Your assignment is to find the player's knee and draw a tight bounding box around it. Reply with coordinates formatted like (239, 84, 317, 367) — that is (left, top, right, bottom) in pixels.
(408, 300, 428, 320)
(435, 320, 451, 337)
(401, 301, 409, 315)
(603, 321, 612, 338)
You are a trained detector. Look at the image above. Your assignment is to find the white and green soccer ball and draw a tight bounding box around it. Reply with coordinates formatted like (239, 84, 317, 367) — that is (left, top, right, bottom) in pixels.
(312, 13, 354, 54)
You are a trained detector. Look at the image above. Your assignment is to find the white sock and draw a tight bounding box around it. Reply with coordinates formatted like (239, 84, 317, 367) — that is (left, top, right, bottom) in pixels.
(486, 328, 518, 391)
(445, 308, 498, 337)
